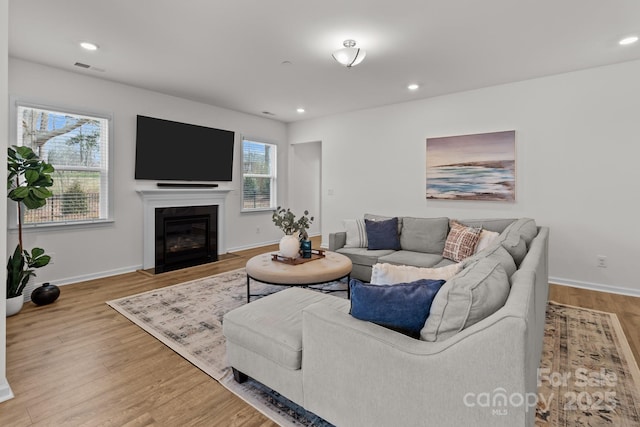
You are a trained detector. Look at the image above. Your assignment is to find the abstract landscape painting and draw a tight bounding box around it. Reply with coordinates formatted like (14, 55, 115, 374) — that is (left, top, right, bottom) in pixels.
(426, 130, 515, 201)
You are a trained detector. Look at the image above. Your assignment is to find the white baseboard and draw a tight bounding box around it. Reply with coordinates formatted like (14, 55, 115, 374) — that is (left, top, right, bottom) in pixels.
(226, 239, 280, 253)
(226, 233, 322, 254)
(549, 276, 640, 298)
(0, 378, 15, 403)
(22, 264, 142, 302)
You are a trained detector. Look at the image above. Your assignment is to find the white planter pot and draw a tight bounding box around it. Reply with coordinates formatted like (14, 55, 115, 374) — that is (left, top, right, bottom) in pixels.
(6, 295, 24, 317)
(279, 234, 300, 259)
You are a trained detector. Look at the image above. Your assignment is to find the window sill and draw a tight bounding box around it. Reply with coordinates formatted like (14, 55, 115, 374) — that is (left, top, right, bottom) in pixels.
(8, 219, 115, 233)
(241, 207, 275, 214)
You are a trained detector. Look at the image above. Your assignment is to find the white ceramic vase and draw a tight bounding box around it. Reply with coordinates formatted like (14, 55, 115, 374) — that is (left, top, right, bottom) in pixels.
(6, 295, 24, 317)
(279, 234, 300, 259)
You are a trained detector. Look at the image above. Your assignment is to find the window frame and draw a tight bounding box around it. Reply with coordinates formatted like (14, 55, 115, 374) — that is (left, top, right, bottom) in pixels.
(241, 138, 277, 213)
(9, 98, 114, 230)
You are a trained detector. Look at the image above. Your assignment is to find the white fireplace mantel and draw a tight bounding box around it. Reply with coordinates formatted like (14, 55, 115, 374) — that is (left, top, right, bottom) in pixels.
(137, 187, 231, 270)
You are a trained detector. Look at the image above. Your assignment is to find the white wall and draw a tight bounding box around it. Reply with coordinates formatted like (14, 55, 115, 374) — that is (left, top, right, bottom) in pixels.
(8, 58, 289, 291)
(0, 0, 13, 403)
(289, 60, 640, 296)
(290, 141, 321, 237)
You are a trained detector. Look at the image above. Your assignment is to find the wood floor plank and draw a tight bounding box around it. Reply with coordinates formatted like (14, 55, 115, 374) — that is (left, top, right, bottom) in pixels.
(2, 239, 638, 426)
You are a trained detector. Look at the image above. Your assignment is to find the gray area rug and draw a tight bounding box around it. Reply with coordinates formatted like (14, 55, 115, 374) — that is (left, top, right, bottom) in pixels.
(107, 269, 640, 427)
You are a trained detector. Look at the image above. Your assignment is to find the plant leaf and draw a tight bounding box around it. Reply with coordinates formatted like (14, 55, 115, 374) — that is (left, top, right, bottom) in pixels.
(31, 247, 45, 258)
(32, 187, 53, 199)
(31, 255, 51, 268)
(8, 186, 29, 201)
(22, 194, 46, 209)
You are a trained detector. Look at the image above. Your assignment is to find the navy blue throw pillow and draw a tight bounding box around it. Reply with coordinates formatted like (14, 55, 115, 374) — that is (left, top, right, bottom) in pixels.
(365, 218, 401, 250)
(349, 278, 446, 338)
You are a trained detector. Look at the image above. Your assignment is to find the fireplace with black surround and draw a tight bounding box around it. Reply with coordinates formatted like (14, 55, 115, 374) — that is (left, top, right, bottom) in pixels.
(154, 205, 218, 273)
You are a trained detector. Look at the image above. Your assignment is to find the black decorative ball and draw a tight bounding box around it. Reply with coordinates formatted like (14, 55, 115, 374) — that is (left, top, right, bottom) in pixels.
(31, 283, 60, 306)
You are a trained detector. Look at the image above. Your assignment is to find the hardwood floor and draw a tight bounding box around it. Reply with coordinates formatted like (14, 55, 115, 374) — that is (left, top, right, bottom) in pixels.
(1, 241, 286, 427)
(1, 238, 639, 426)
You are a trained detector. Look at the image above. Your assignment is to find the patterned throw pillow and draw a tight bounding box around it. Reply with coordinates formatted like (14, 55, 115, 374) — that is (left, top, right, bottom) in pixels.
(443, 221, 482, 262)
(343, 218, 368, 248)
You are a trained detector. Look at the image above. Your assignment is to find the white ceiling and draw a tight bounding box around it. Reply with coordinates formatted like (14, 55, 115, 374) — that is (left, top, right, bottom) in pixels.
(8, 0, 640, 123)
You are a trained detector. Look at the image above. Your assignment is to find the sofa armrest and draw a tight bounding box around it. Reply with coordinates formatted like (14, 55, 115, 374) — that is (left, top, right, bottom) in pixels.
(301, 298, 532, 427)
(328, 231, 346, 251)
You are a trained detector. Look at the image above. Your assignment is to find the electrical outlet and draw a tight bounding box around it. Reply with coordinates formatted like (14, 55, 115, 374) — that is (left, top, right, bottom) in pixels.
(597, 255, 607, 268)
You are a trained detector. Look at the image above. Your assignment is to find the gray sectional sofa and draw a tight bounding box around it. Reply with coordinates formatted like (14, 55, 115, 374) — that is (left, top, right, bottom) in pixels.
(330, 214, 520, 282)
(224, 217, 549, 427)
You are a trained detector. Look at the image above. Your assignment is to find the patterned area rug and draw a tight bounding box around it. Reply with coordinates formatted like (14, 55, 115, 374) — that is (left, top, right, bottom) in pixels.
(536, 302, 640, 426)
(107, 269, 640, 427)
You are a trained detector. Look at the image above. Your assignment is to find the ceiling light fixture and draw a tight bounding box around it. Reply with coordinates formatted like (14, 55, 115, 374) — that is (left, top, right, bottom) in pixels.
(80, 42, 99, 51)
(296, 108, 305, 113)
(408, 83, 420, 91)
(619, 35, 639, 46)
(332, 40, 366, 68)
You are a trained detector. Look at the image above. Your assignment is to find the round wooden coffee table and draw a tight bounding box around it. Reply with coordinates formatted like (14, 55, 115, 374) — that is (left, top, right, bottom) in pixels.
(245, 251, 352, 302)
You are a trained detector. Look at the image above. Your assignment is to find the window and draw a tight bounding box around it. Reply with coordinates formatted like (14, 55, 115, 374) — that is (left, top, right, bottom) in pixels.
(242, 139, 276, 211)
(15, 103, 111, 225)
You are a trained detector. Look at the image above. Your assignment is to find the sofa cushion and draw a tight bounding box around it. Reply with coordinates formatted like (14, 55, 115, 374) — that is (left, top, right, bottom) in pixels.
(399, 217, 450, 254)
(365, 218, 401, 250)
(370, 262, 462, 285)
(336, 247, 396, 267)
(456, 218, 516, 233)
(432, 258, 457, 268)
(442, 221, 482, 262)
(350, 278, 446, 338)
(501, 218, 537, 246)
(343, 218, 368, 248)
(463, 243, 517, 278)
(378, 251, 444, 268)
(420, 258, 510, 342)
(498, 234, 528, 267)
(223, 288, 347, 370)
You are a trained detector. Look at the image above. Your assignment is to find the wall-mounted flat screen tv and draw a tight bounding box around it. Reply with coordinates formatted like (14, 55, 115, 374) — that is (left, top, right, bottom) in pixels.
(135, 115, 235, 181)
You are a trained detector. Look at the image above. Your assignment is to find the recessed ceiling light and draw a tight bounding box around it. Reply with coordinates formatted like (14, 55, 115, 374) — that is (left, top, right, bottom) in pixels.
(619, 36, 638, 46)
(408, 83, 420, 91)
(80, 42, 99, 51)
(296, 108, 305, 113)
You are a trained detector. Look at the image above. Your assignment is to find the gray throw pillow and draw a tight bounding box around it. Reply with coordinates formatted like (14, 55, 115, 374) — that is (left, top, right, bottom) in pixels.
(502, 218, 537, 247)
(420, 258, 510, 342)
(498, 234, 528, 267)
(462, 244, 517, 278)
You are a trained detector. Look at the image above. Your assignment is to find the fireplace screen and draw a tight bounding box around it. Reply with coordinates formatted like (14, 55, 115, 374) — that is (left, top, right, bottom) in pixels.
(155, 206, 218, 273)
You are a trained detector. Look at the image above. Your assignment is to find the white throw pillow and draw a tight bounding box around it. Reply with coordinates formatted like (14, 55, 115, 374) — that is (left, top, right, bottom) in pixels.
(474, 229, 499, 254)
(370, 262, 462, 285)
(344, 218, 368, 248)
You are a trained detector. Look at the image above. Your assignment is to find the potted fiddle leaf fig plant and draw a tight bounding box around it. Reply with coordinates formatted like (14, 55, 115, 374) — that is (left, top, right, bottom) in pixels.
(6, 145, 55, 316)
